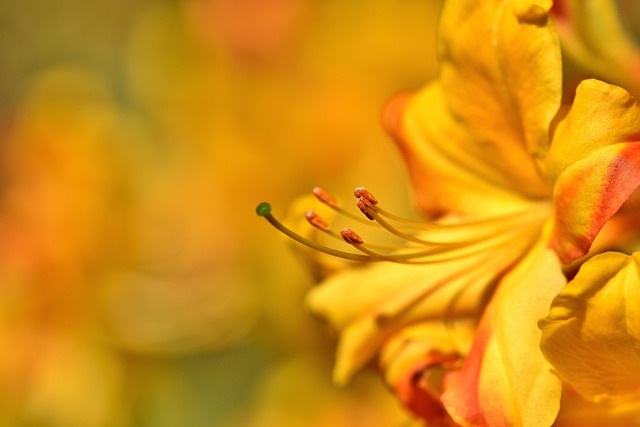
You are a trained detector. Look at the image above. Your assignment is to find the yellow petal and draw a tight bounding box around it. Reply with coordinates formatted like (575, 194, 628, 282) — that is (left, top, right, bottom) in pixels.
(543, 80, 640, 263)
(380, 320, 475, 389)
(545, 79, 640, 181)
(539, 252, 640, 403)
(306, 226, 539, 384)
(387, 84, 543, 217)
(441, 245, 565, 427)
(554, 386, 640, 427)
(438, 0, 560, 184)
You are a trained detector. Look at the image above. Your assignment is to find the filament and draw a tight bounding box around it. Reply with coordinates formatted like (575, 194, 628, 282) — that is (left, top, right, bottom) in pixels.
(257, 186, 548, 266)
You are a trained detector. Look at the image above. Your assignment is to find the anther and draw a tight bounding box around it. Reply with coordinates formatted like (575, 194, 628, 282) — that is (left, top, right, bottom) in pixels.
(305, 210, 329, 231)
(354, 187, 378, 204)
(313, 187, 338, 207)
(356, 197, 377, 220)
(340, 228, 364, 245)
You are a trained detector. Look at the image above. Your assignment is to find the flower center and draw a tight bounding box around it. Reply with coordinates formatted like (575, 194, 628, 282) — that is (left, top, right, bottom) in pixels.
(257, 187, 550, 265)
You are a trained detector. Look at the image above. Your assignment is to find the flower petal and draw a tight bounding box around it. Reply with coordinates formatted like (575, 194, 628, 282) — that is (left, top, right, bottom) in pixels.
(548, 142, 640, 263)
(379, 321, 475, 424)
(545, 79, 640, 181)
(386, 0, 562, 215)
(306, 227, 539, 384)
(307, 259, 486, 385)
(438, 0, 560, 185)
(554, 387, 640, 427)
(539, 252, 640, 402)
(545, 80, 640, 264)
(441, 245, 565, 427)
(385, 84, 542, 216)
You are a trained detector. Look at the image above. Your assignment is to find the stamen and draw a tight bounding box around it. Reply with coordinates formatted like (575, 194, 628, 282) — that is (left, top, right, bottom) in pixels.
(356, 195, 455, 244)
(305, 210, 412, 251)
(358, 193, 546, 246)
(305, 210, 329, 231)
(356, 197, 377, 221)
(345, 226, 531, 265)
(354, 187, 378, 204)
(366, 207, 453, 245)
(375, 200, 546, 233)
(352, 187, 550, 238)
(313, 187, 338, 207)
(313, 187, 371, 224)
(353, 188, 458, 244)
(340, 228, 364, 245)
(258, 187, 547, 267)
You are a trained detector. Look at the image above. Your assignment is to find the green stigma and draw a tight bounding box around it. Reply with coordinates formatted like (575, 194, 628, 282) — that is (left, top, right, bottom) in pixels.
(256, 202, 272, 217)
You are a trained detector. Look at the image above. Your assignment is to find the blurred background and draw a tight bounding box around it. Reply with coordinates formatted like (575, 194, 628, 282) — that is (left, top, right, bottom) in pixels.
(0, 0, 442, 425)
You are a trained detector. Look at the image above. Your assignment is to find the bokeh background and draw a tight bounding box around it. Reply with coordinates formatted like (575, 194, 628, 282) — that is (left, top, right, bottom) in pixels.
(0, 1, 442, 425)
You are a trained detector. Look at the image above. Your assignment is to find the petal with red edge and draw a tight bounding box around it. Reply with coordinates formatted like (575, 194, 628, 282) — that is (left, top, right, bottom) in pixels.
(548, 142, 640, 264)
(545, 79, 640, 181)
(441, 245, 565, 427)
(380, 321, 475, 424)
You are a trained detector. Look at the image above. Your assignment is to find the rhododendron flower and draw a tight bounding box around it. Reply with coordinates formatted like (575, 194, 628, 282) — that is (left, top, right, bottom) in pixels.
(259, 0, 640, 425)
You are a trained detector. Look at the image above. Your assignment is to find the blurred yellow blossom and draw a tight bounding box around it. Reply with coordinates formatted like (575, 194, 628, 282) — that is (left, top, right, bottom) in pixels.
(0, 0, 444, 426)
(221, 354, 419, 427)
(0, 68, 128, 426)
(551, 0, 640, 98)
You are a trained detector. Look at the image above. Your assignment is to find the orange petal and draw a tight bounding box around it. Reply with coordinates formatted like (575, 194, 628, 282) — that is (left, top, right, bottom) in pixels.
(548, 142, 640, 263)
(545, 79, 640, 181)
(380, 321, 474, 424)
(441, 245, 565, 427)
(394, 356, 457, 424)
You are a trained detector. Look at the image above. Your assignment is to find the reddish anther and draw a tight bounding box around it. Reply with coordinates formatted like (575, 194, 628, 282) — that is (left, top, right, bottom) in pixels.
(357, 197, 377, 220)
(305, 210, 329, 231)
(354, 187, 378, 204)
(341, 228, 364, 245)
(313, 187, 338, 207)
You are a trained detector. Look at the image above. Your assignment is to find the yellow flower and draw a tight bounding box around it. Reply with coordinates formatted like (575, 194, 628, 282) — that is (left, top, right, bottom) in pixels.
(259, 0, 640, 425)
